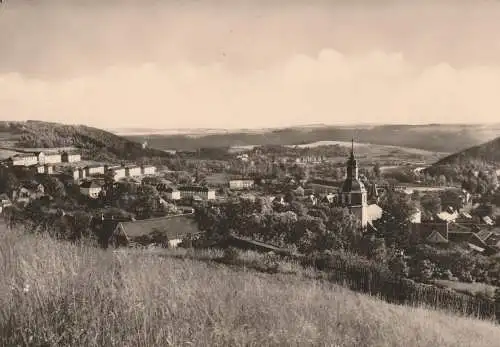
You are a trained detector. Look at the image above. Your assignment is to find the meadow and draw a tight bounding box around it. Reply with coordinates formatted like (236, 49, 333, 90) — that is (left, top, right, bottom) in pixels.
(1, 228, 500, 347)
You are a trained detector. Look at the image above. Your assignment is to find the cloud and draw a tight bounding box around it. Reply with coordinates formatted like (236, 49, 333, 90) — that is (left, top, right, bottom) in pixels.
(2, 1, 500, 128)
(1, 49, 500, 129)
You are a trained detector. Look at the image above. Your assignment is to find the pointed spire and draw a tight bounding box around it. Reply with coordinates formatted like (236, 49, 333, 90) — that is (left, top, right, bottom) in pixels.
(350, 138, 355, 160)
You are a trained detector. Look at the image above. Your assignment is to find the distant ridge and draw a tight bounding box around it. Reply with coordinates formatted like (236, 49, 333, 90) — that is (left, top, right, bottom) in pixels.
(120, 124, 500, 153)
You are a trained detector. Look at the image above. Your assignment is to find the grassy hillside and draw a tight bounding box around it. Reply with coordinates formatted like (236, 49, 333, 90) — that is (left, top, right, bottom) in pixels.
(123, 124, 500, 153)
(432, 136, 500, 167)
(0, 120, 171, 162)
(1, 229, 499, 347)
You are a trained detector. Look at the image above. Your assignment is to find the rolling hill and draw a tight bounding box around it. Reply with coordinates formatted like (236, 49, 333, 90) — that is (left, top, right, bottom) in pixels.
(431, 136, 500, 167)
(121, 123, 500, 153)
(0, 120, 172, 162)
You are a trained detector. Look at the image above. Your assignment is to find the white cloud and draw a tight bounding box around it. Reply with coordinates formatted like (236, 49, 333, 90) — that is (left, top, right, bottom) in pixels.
(2, 1, 500, 129)
(2, 49, 500, 129)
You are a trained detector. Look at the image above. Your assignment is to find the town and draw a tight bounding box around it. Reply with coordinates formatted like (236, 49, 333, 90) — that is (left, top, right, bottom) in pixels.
(2, 137, 500, 292)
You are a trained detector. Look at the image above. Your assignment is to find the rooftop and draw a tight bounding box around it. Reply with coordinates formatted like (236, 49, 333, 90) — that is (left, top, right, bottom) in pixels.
(116, 215, 199, 240)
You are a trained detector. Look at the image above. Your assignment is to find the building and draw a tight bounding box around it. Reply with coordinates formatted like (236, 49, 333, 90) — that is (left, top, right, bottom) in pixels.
(61, 150, 81, 163)
(42, 152, 62, 164)
(79, 180, 103, 199)
(229, 178, 255, 190)
(34, 152, 45, 164)
(109, 215, 200, 248)
(339, 140, 369, 228)
(31, 164, 54, 175)
(69, 167, 87, 181)
(141, 165, 156, 176)
(8, 153, 38, 167)
(85, 164, 105, 176)
(125, 165, 142, 177)
(178, 185, 216, 200)
(164, 187, 181, 201)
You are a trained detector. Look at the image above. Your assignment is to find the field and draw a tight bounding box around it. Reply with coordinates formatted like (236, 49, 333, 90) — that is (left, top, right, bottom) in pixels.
(1, 228, 500, 347)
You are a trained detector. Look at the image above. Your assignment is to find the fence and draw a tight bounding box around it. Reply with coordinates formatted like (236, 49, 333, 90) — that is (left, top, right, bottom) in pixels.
(300, 252, 497, 321)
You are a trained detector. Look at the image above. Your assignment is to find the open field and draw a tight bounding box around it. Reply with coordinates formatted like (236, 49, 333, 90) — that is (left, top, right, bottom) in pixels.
(230, 140, 447, 166)
(1, 228, 500, 347)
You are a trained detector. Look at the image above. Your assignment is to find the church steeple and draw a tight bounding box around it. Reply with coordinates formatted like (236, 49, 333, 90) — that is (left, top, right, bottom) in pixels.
(340, 136, 368, 228)
(346, 138, 358, 180)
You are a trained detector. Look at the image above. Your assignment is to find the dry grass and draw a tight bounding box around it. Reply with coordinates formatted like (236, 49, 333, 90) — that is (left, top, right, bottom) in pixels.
(1, 228, 500, 347)
(434, 279, 498, 298)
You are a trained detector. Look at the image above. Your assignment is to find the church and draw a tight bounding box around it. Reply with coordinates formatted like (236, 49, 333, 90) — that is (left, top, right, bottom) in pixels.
(339, 140, 382, 229)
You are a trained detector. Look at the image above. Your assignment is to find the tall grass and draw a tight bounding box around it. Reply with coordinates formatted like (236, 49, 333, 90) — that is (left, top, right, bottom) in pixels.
(1, 228, 500, 347)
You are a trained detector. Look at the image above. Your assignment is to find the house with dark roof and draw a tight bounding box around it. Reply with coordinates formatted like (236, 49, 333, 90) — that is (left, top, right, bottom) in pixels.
(110, 214, 200, 248)
(409, 221, 450, 245)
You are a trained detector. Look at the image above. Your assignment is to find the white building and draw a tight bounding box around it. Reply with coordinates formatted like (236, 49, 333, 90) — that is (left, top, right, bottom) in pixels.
(229, 179, 255, 190)
(126, 165, 142, 177)
(70, 167, 87, 181)
(80, 181, 102, 199)
(42, 152, 62, 164)
(9, 153, 38, 166)
(141, 165, 156, 176)
(32, 164, 54, 175)
(61, 151, 81, 163)
(164, 187, 181, 201)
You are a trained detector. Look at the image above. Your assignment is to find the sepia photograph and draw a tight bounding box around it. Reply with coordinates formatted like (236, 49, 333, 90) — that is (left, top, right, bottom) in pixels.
(1, 0, 500, 346)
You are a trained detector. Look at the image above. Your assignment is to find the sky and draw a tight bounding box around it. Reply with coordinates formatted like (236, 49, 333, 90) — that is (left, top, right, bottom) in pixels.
(2, 0, 500, 129)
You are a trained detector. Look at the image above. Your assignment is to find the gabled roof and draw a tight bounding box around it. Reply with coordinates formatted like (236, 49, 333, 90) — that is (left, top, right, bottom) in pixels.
(115, 215, 199, 240)
(476, 229, 494, 242)
(426, 230, 449, 244)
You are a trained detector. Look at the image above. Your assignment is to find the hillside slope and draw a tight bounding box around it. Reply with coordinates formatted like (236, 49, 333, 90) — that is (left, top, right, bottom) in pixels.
(0, 120, 171, 162)
(432, 136, 500, 167)
(1, 229, 499, 347)
(123, 124, 500, 152)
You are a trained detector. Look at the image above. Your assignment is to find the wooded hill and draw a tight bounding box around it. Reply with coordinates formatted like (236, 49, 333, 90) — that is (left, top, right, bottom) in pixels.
(431, 135, 500, 167)
(0, 121, 172, 162)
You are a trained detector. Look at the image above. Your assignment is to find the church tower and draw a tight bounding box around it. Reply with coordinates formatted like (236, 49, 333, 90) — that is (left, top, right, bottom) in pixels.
(340, 139, 368, 227)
